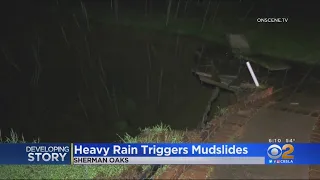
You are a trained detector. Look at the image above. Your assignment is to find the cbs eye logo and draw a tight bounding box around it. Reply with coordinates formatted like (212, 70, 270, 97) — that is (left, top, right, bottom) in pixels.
(267, 144, 294, 159)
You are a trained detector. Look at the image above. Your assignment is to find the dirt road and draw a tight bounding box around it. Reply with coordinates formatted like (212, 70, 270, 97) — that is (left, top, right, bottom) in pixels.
(212, 85, 320, 179)
(155, 83, 320, 179)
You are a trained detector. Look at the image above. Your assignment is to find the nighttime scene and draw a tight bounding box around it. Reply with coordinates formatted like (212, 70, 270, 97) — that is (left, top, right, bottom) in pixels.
(1, 0, 320, 179)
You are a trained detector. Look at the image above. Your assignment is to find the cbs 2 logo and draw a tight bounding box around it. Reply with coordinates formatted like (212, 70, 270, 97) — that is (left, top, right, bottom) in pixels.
(267, 144, 294, 159)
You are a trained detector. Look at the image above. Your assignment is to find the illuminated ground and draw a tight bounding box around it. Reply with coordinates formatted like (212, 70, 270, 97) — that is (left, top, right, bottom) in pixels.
(155, 83, 320, 179)
(213, 96, 319, 179)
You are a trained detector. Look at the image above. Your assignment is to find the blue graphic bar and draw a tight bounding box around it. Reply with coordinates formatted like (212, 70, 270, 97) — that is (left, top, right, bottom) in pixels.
(0, 143, 319, 165)
(0, 143, 71, 165)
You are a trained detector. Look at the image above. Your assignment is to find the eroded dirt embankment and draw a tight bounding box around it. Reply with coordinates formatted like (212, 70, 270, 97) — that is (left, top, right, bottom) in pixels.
(153, 87, 276, 179)
(152, 80, 320, 179)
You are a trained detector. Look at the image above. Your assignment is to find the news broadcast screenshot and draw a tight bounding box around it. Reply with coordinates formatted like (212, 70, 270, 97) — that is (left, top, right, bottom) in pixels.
(1, 0, 320, 179)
